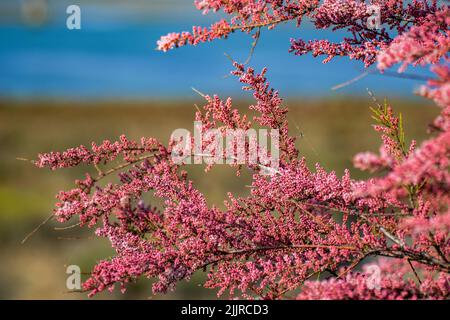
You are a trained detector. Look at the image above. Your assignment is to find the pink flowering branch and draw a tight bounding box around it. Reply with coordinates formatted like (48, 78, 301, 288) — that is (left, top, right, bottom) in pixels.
(158, 1, 446, 68)
(31, 0, 450, 299)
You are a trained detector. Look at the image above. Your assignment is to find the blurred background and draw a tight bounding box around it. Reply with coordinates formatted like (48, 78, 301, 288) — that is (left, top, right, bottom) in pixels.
(0, 0, 439, 299)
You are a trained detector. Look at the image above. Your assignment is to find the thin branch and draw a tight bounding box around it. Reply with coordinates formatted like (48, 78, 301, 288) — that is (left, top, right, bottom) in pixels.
(229, 17, 290, 32)
(221, 244, 359, 256)
(303, 202, 411, 217)
(93, 163, 103, 176)
(192, 87, 208, 99)
(294, 201, 330, 230)
(430, 232, 449, 263)
(407, 259, 422, 284)
(21, 213, 54, 244)
(16, 157, 34, 163)
(92, 154, 156, 184)
(191, 152, 281, 175)
(243, 28, 261, 65)
(57, 236, 94, 241)
(369, 69, 432, 82)
(332, 71, 369, 90)
(337, 254, 368, 279)
(366, 88, 383, 109)
(54, 222, 82, 231)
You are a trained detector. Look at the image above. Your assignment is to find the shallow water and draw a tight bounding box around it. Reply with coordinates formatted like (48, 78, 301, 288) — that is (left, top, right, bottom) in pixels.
(0, 2, 431, 100)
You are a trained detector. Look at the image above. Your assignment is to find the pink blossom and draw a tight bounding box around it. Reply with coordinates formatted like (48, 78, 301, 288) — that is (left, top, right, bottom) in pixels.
(35, 0, 450, 299)
(377, 7, 449, 72)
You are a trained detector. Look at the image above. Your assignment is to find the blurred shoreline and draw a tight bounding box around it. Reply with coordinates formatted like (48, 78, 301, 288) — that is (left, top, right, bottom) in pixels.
(0, 94, 429, 108)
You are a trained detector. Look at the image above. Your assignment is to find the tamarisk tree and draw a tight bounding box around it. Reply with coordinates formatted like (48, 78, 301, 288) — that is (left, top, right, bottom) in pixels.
(35, 0, 449, 299)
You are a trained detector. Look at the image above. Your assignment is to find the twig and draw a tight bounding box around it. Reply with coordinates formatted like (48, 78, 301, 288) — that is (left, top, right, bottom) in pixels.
(294, 201, 330, 230)
(92, 154, 156, 183)
(302, 201, 411, 217)
(229, 17, 290, 32)
(93, 163, 103, 176)
(369, 69, 431, 81)
(429, 232, 449, 263)
(221, 244, 359, 256)
(366, 88, 383, 109)
(243, 28, 261, 65)
(192, 87, 208, 99)
(54, 222, 82, 230)
(291, 118, 319, 158)
(337, 254, 367, 279)
(193, 152, 281, 175)
(16, 157, 34, 163)
(407, 259, 422, 284)
(332, 71, 369, 90)
(57, 236, 94, 241)
(21, 213, 54, 244)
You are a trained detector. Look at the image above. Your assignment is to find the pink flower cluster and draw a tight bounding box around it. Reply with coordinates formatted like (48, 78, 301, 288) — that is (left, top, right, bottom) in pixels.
(298, 259, 450, 300)
(35, 135, 160, 170)
(377, 6, 449, 72)
(353, 146, 394, 173)
(35, 1, 450, 299)
(157, 20, 232, 52)
(418, 64, 450, 108)
(157, 0, 317, 52)
(158, 0, 445, 68)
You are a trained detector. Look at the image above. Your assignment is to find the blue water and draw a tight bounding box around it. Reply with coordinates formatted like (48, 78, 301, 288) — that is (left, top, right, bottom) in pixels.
(0, 13, 431, 100)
